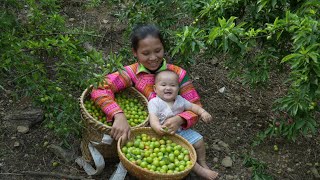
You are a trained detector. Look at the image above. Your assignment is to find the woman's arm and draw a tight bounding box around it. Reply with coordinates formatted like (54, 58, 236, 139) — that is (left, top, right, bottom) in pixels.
(91, 69, 133, 141)
(91, 70, 132, 120)
(166, 64, 202, 129)
(178, 80, 202, 129)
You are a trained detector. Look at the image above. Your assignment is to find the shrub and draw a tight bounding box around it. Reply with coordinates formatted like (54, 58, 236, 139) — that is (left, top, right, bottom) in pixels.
(0, 0, 122, 142)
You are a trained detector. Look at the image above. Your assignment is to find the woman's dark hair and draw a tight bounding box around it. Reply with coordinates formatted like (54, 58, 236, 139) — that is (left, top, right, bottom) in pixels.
(130, 24, 164, 51)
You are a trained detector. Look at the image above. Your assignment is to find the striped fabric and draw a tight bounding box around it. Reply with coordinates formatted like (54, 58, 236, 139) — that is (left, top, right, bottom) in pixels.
(177, 129, 203, 145)
(91, 61, 201, 129)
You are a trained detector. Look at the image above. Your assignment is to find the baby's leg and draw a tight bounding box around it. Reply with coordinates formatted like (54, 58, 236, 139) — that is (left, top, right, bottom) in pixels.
(192, 162, 218, 180)
(176, 129, 218, 179)
(193, 139, 219, 179)
(193, 139, 209, 168)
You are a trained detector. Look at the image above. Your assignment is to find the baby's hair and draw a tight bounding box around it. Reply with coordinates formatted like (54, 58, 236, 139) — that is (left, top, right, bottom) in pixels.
(154, 70, 179, 84)
(130, 24, 164, 51)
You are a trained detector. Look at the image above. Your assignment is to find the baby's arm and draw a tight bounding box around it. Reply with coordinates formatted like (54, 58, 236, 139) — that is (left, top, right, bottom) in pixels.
(149, 113, 165, 135)
(148, 98, 165, 135)
(186, 103, 212, 123)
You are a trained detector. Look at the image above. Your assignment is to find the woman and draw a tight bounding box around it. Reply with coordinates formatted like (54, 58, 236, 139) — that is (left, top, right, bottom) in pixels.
(91, 24, 202, 143)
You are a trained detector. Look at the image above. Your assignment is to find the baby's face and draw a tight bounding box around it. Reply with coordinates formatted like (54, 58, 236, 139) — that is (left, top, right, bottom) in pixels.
(154, 72, 179, 102)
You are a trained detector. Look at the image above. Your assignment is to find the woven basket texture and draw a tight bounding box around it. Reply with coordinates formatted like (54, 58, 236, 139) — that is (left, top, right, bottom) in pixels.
(79, 86, 149, 161)
(117, 127, 197, 180)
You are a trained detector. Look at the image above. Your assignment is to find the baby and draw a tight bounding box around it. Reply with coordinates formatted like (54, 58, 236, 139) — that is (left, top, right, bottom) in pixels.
(148, 70, 218, 180)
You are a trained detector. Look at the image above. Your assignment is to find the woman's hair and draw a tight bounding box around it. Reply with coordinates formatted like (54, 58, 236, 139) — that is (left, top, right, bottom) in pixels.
(130, 24, 164, 51)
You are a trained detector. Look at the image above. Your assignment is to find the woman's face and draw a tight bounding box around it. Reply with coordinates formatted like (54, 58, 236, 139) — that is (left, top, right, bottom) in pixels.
(133, 35, 164, 71)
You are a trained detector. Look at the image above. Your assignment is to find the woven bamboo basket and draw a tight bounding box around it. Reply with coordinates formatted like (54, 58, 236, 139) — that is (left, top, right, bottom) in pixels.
(79, 86, 149, 162)
(117, 127, 197, 180)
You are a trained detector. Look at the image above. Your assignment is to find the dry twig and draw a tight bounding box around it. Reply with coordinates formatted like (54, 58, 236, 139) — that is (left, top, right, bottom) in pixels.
(21, 171, 92, 180)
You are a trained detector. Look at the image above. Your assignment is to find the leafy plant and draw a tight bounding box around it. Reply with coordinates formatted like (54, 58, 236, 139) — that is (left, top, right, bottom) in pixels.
(2, 0, 319, 145)
(243, 154, 273, 180)
(85, 0, 102, 9)
(105, 0, 320, 142)
(0, 0, 122, 142)
(177, 0, 319, 141)
(171, 26, 205, 64)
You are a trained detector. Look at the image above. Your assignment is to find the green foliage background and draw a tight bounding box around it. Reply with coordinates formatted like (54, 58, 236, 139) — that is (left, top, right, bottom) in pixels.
(1, 0, 319, 145)
(0, 0, 123, 143)
(113, 0, 320, 143)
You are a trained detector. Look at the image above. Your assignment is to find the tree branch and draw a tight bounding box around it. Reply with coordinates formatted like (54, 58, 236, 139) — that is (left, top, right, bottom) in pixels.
(21, 171, 93, 180)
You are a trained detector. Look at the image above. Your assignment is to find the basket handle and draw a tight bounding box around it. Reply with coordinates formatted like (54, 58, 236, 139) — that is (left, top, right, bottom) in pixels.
(75, 142, 105, 175)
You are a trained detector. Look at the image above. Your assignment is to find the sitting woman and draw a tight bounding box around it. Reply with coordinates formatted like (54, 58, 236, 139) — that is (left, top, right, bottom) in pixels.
(90, 24, 218, 179)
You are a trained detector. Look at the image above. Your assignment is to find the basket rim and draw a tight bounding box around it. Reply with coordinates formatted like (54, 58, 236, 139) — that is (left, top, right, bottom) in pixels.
(79, 85, 149, 130)
(117, 127, 197, 177)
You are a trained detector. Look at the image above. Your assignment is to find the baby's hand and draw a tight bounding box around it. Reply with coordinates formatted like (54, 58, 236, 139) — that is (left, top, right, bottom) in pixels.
(152, 125, 165, 135)
(161, 125, 172, 134)
(200, 111, 212, 123)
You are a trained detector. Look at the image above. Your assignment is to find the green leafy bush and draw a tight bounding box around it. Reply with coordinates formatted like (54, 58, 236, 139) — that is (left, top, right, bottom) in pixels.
(2, 0, 319, 144)
(0, 0, 122, 142)
(113, 0, 319, 142)
(243, 154, 273, 180)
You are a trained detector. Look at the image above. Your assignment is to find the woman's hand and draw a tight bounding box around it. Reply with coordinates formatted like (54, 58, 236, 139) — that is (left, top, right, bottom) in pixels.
(162, 115, 185, 134)
(111, 113, 130, 142)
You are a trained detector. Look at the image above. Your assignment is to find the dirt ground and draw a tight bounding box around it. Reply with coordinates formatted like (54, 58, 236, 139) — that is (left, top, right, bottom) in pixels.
(1, 2, 320, 180)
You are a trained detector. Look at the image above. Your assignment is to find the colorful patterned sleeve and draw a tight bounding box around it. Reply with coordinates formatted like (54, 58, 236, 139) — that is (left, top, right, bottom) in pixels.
(168, 64, 202, 129)
(90, 69, 132, 121)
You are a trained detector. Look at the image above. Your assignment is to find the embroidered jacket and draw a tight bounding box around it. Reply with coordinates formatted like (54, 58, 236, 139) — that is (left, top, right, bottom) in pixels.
(91, 61, 201, 129)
